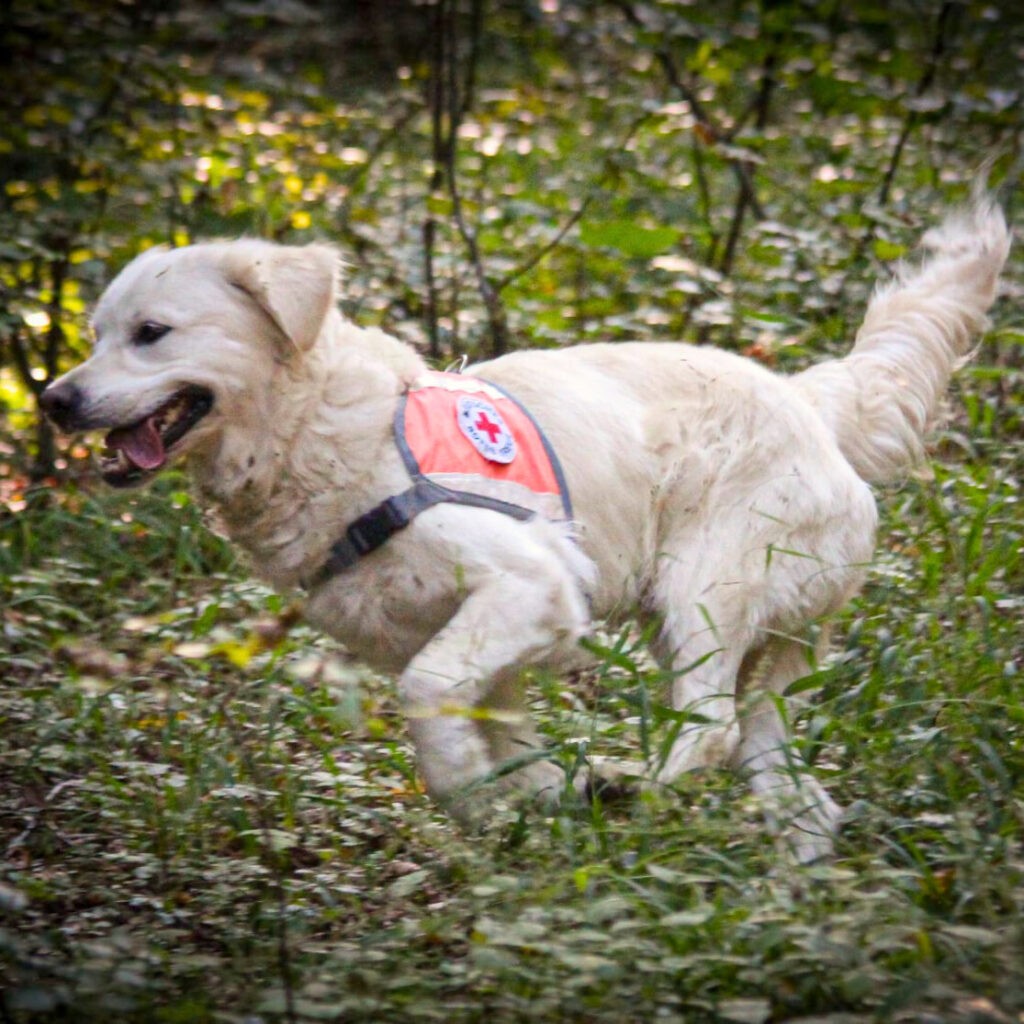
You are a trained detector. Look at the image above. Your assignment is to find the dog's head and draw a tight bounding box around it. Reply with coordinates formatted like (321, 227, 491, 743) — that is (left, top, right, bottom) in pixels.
(40, 240, 340, 487)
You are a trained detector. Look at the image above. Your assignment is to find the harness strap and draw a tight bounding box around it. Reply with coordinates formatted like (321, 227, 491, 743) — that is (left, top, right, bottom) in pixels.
(309, 477, 534, 589)
(307, 371, 571, 590)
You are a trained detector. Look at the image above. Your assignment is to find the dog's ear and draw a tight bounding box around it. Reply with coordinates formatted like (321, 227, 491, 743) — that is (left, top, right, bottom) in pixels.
(225, 243, 339, 352)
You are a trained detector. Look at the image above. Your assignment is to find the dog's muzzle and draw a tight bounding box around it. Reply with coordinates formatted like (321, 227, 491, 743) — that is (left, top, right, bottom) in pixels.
(39, 382, 86, 433)
(39, 380, 215, 488)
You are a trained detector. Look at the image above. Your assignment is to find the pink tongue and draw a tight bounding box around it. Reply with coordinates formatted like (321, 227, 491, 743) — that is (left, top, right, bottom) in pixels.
(105, 418, 166, 470)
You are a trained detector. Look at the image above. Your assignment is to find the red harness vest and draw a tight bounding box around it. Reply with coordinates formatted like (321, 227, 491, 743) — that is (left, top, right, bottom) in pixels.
(310, 370, 572, 586)
(397, 371, 571, 523)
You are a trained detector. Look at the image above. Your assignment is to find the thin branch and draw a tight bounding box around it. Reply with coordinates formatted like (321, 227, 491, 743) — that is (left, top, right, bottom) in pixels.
(338, 103, 419, 231)
(496, 197, 594, 294)
(717, 44, 777, 276)
(461, 0, 485, 118)
(430, 4, 675, 354)
(422, 218, 442, 360)
(611, 0, 713, 127)
(878, 0, 954, 206)
(437, 0, 511, 357)
(692, 136, 716, 261)
(444, 0, 462, 167)
(718, 174, 754, 278)
(449, 168, 510, 356)
(423, 0, 449, 358)
(815, 2, 957, 326)
(429, 0, 448, 187)
(44, 257, 68, 386)
(6, 326, 40, 399)
(613, 0, 765, 222)
(495, 112, 654, 294)
(441, 90, 656, 352)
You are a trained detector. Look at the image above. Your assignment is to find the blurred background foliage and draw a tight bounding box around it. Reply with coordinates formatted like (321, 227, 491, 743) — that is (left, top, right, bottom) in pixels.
(2, 0, 1021, 487)
(2, 3, 1024, 1022)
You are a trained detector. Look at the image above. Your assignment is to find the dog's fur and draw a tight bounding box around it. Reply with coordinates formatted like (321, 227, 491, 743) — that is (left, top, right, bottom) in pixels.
(42, 203, 1010, 861)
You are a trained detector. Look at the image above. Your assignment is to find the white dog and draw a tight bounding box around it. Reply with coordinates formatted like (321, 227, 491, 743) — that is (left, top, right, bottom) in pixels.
(41, 203, 1009, 861)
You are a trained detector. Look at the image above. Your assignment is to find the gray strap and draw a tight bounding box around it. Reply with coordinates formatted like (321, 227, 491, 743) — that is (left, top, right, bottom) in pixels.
(309, 477, 535, 589)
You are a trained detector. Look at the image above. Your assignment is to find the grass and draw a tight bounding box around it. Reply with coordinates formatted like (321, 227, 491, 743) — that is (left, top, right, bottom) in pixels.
(4, 3, 1024, 1017)
(2, 392, 1023, 1024)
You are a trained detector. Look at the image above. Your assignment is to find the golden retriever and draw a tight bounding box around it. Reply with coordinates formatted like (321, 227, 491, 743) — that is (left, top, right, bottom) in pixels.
(41, 202, 1009, 861)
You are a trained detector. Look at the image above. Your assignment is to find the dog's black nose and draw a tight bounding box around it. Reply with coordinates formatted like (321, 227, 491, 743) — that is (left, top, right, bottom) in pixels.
(39, 382, 84, 432)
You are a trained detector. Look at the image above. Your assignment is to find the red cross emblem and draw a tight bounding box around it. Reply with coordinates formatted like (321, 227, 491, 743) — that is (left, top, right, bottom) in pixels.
(456, 395, 516, 464)
(474, 411, 502, 444)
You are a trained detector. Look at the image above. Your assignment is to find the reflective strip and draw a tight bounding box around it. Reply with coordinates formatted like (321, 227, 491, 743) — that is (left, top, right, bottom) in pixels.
(423, 472, 567, 521)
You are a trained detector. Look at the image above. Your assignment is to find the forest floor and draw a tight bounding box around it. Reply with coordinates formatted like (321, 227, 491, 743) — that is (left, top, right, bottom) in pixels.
(2, 403, 1024, 1022)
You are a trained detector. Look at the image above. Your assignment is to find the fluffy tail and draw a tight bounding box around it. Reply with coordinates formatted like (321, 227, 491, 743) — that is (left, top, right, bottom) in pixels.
(795, 201, 1011, 483)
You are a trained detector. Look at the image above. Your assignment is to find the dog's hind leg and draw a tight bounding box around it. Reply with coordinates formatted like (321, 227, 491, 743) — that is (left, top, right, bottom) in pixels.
(650, 600, 842, 860)
(649, 637, 748, 785)
(734, 635, 842, 863)
(398, 558, 588, 823)
(646, 557, 754, 784)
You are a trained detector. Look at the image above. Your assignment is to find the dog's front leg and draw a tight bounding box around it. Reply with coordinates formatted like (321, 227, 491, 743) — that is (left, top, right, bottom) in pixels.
(398, 566, 587, 823)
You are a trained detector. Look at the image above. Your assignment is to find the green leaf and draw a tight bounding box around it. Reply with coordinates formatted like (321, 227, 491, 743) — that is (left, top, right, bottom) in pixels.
(580, 220, 681, 258)
(872, 239, 908, 261)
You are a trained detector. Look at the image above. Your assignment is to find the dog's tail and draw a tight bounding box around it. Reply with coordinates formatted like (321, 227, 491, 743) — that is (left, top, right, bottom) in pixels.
(795, 200, 1010, 483)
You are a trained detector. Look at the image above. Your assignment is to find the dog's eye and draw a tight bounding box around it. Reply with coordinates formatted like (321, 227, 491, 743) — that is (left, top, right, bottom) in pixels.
(133, 321, 171, 346)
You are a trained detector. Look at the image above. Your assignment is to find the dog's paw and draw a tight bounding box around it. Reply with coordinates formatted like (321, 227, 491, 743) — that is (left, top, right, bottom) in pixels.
(784, 827, 836, 865)
(440, 755, 569, 827)
(572, 757, 642, 806)
(772, 786, 845, 865)
(581, 774, 638, 805)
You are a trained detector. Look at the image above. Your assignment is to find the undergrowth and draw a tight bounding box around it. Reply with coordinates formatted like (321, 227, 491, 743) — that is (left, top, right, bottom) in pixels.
(2, 3, 1024, 1019)
(2, 401, 1023, 1023)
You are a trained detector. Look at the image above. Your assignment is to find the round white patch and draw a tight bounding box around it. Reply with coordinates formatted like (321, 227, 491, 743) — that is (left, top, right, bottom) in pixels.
(456, 395, 516, 464)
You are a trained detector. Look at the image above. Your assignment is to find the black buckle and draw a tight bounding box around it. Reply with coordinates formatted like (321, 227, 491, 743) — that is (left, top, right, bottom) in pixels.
(346, 496, 410, 555)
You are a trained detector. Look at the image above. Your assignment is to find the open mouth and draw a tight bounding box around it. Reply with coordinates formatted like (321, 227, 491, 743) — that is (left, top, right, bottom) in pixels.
(100, 385, 213, 487)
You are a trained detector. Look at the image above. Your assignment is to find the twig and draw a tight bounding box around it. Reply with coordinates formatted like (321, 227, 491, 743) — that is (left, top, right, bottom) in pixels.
(5, 326, 38, 398)
(496, 111, 654, 294)
(878, 0, 955, 205)
(423, 0, 449, 358)
(449, 163, 511, 356)
(718, 173, 754, 279)
(717, 45, 777, 276)
(613, 0, 766, 223)
(338, 103, 419, 232)
(422, 218, 442, 359)
(461, 0, 485, 118)
(430, 0, 511, 356)
(44, 256, 68, 385)
(691, 136, 716, 261)
(611, 0, 712, 127)
(496, 198, 594, 293)
(426, 4, 664, 355)
(818, 0, 957, 322)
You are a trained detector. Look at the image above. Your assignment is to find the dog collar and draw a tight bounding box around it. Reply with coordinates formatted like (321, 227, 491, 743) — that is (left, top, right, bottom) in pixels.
(307, 371, 572, 589)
